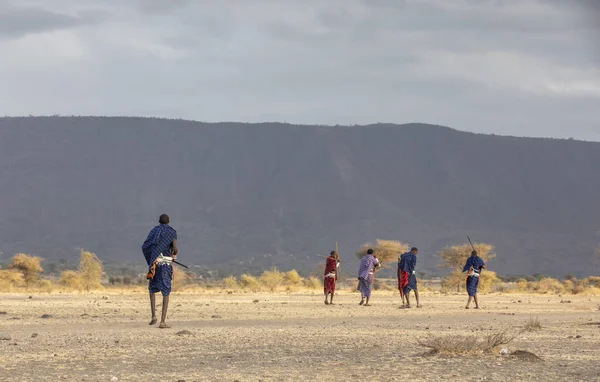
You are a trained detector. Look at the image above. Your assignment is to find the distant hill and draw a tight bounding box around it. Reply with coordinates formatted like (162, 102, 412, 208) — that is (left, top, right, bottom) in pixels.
(0, 117, 598, 277)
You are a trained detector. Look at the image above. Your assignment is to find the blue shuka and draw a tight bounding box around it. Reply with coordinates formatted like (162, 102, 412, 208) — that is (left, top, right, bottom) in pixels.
(142, 224, 178, 296)
(399, 252, 418, 295)
(463, 255, 485, 297)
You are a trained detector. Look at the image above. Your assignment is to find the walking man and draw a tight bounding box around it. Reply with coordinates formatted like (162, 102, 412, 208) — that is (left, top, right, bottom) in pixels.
(357, 249, 380, 306)
(463, 250, 485, 309)
(399, 247, 422, 308)
(324, 251, 340, 305)
(142, 214, 178, 328)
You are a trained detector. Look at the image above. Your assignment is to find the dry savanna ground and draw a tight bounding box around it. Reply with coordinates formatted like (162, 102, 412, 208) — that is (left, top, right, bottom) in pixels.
(1, 290, 600, 382)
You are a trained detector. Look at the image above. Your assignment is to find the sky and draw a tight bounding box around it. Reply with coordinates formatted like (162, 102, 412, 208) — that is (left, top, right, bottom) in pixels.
(1, 0, 599, 141)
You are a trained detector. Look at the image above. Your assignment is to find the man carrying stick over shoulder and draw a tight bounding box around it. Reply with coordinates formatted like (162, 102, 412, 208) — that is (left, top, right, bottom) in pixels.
(324, 251, 339, 305)
(463, 250, 485, 309)
(397, 251, 409, 308)
(399, 247, 422, 308)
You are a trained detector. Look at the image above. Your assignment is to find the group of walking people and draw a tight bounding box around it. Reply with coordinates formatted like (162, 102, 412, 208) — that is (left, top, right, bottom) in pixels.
(323, 246, 486, 309)
(142, 214, 487, 328)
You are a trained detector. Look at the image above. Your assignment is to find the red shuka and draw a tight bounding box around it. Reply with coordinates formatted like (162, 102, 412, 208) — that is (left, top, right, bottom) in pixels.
(398, 270, 409, 297)
(324, 256, 338, 295)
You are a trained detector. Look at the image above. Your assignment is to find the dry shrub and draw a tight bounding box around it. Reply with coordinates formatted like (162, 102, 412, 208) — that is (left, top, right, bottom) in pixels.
(478, 271, 502, 293)
(79, 250, 103, 291)
(172, 266, 192, 291)
(240, 274, 260, 292)
(418, 328, 518, 355)
(516, 279, 528, 292)
(222, 275, 239, 290)
(374, 279, 395, 291)
(260, 268, 284, 292)
(531, 278, 564, 294)
(442, 270, 464, 292)
(439, 243, 495, 270)
(304, 276, 321, 290)
(585, 276, 600, 288)
(523, 317, 542, 332)
(356, 240, 409, 263)
(8, 253, 43, 286)
(0, 269, 25, 291)
(60, 270, 83, 290)
(284, 270, 303, 286)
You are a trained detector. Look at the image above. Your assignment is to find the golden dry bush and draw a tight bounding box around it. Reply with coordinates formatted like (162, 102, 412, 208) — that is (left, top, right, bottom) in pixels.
(441, 270, 464, 292)
(259, 267, 284, 292)
(172, 266, 191, 291)
(439, 243, 495, 270)
(516, 279, 528, 292)
(303, 276, 321, 290)
(356, 240, 409, 263)
(585, 276, 600, 288)
(60, 270, 83, 290)
(222, 275, 239, 290)
(478, 271, 502, 293)
(8, 253, 44, 286)
(0, 269, 26, 291)
(240, 273, 260, 292)
(284, 270, 303, 286)
(78, 250, 103, 291)
(530, 277, 564, 294)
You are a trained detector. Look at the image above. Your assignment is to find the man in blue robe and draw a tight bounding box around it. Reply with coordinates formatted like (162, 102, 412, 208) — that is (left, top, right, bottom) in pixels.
(399, 247, 422, 308)
(463, 250, 485, 309)
(142, 214, 178, 328)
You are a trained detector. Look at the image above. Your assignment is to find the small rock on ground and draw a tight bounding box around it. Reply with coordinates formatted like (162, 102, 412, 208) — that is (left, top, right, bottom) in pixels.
(176, 330, 192, 336)
(211, 315, 222, 319)
(0, 332, 11, 340)
(40, 314, 53, 319)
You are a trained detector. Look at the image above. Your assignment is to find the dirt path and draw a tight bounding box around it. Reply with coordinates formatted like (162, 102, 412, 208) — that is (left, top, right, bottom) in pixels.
(1, 292, 599, 381)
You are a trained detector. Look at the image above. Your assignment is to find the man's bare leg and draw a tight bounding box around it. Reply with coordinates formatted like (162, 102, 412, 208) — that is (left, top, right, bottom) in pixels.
(329, 293, 335, 305)
(399, 293, 406, 308)
(415, 290, 422, 308)
(149, 292, 157, 325)
(405, 292, 411, 308)
(466, 296, 473, 309)
(364, 296, 371, 306)
(473, 295, 479, 309)
(159, 295, 170, 328)
(324, 293, 329, 305)
(359, 296, 365, 305)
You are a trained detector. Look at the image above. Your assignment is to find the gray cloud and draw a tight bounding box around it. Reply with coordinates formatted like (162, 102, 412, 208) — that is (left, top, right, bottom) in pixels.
(0, 0, 598, 141)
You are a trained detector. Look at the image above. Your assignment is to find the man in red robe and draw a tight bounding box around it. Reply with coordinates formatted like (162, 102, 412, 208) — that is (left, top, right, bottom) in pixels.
(324, 251, 340, 305)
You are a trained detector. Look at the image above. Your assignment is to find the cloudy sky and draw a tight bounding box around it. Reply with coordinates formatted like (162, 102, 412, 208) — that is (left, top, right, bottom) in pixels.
(1, 0, 599, 140)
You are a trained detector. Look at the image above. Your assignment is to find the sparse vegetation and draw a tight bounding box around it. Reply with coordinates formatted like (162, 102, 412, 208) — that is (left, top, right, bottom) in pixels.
(356, 240, 409, 263)
(78, 250, 103, 291)
(260, 268, 284, 292)
(523, 317, 542, 332)
(418, 328, 519, 355)
(240, 274, 261, 292)
(8, 253, 44, 286)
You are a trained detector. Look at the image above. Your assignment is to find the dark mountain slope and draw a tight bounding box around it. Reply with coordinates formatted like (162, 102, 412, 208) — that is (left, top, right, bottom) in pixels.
(0, 117, 598, 277)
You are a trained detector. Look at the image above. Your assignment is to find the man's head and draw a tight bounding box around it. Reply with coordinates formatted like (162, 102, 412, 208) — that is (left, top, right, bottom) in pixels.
(159, 214, 170, 225)
(471, 250, 478, 257)
(330, 250, 338, 259)
(367, 249, 374, 255)
(411, 247, 419, 254)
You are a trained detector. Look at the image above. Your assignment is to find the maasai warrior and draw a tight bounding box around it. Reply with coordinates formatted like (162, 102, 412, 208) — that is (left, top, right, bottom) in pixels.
(397, 251, 409, 308)
(463, 250, 485, 309)
(142, 214, 178, 328)
(399, 247, 422, 308)
(324, 251, 340, 305)
(357, 249, 380, 306)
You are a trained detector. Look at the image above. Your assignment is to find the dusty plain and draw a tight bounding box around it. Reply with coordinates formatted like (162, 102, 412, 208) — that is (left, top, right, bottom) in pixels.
(1, 291, 599, 382)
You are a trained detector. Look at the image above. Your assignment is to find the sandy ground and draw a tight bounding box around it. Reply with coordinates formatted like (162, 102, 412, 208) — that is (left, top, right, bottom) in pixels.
(1, 290, 599, 382)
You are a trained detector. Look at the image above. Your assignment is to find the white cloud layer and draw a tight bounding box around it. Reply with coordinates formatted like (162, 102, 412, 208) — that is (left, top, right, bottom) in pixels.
(1, 0, 599, 140)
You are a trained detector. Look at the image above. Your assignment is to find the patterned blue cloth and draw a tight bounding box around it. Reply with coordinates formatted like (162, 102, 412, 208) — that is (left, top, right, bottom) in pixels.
(357, 255, 378, 280)
(357, 255, 379, 298)
(463, 255, 485, 296)
(466, 276, 479, 297)
(142, 224, 177, 296)
(400, 252, 418, 294)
